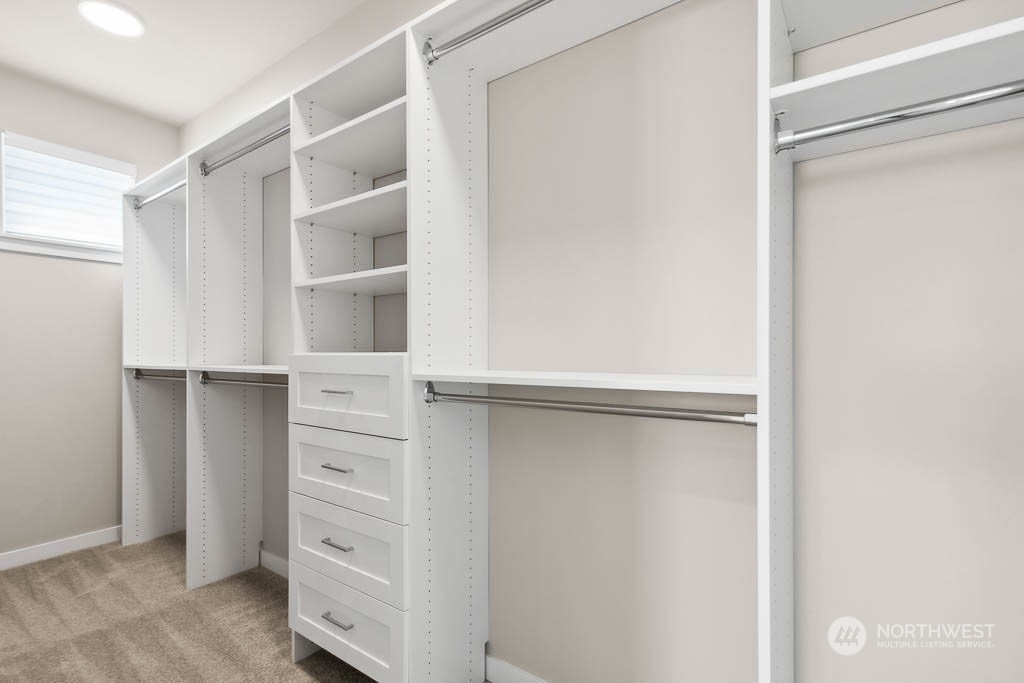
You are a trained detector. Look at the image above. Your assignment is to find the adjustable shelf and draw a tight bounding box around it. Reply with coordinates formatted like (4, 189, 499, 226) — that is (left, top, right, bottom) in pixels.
(295, 97, 407, 181)
(124, 363, 188, 372)
(294, 181, 407, 237)
(413, 370, 759, 395)
(195, 364, 288, 375)
(294, 264, 408, 296)
(772, 16, 1024, 160)
(293, 32, 406, 141)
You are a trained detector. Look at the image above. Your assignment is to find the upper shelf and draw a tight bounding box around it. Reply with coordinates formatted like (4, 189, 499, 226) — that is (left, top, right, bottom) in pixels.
(779, 0, 958, 52)
(198, 364, 288, 376)
(295, 181, 407, 237)
(412, 370, 759, 396)
(295, 265, 408, 296)
(295, 97, 407, 178)
(294, 32, 406, 139)
(772, 16, 1024, 160)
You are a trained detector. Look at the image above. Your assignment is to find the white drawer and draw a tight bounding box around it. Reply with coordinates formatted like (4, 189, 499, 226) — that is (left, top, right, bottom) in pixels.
(289, 424, 408, 524)
(289, 354, 408, 439)
(290, 492, 407, 609)
(290, 561, 407, 683)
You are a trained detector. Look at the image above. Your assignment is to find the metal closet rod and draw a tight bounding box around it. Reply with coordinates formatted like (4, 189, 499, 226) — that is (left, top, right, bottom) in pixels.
(199, 371, 287, 389)
(199, 124, 290, 176)
(422, 0, 554, 65)
(132, 180, 186, 210)
(776, 77, 1024, 152)
(132, 369, 185, 382)
(423, 382, 757, 426)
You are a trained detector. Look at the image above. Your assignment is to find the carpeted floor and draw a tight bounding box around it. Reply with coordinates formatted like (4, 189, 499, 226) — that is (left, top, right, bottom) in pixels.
(0, 533, 374, 682)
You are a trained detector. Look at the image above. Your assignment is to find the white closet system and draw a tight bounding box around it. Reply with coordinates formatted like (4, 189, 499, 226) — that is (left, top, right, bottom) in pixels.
(120, 0, 1024, 681)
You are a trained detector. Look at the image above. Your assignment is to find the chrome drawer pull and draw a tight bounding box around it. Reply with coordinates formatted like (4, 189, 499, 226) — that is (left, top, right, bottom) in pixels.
(322, 537, 354, 553)
(321, 611, 354, 631)
(321, 389, 353, 395)
(321, 463, 354, 474)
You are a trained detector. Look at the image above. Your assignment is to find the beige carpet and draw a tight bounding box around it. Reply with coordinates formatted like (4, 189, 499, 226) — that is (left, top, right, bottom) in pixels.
(0, 533, 373, 682)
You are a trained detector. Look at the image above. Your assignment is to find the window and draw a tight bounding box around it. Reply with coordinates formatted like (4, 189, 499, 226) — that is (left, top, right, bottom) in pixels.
(0, 131, 135, 262)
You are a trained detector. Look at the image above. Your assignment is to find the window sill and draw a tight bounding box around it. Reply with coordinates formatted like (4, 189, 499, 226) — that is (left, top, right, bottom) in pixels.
(0, 235, 122, 264)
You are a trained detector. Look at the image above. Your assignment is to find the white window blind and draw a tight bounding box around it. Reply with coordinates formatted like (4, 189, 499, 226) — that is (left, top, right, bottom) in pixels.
(1, 132, 135, 256)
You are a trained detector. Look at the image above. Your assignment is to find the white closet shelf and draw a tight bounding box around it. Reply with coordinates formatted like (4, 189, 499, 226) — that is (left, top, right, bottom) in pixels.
(124, 363, 187, 371)
(196, 364, 288, 375)
(294, 264, 408, 296)
(772, 16, 1024, 160)
(412, 370, 759, 395)
(294, 97, 407, 178)
(295, 181, 407, 237)
(293, 32, 405, 128)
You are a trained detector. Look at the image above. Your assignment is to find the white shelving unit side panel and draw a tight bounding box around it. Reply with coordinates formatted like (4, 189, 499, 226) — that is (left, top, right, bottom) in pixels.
(773, 16, 1024, 160)
(758, 1, 795, 681)
(187, 157, 265, 367)
(186, 372, 264, 589)
(122, 370, 186, 545)
(407, 34, 488, 374)
(409, 381, 488, 682)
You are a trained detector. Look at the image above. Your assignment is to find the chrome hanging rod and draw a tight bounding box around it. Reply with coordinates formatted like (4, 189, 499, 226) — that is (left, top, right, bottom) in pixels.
(132, 369, 185, 382)
(776, 77, 1024, 153)
(132, 180, 186, 210)
(423, 382, 757, 426)
(422, 0, 555, 65)
(199, 371, 287, 389)
(199, 125, 290, 176)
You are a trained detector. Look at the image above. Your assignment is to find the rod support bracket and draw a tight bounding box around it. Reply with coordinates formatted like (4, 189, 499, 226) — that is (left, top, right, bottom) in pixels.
(423, 381, 437, 403)
(422, 40, 438, 65)
(199, 371, 210, 385)
(199, 161, 210, 176)
(132, 368, 142, 380)
(774, 117, 796, 154)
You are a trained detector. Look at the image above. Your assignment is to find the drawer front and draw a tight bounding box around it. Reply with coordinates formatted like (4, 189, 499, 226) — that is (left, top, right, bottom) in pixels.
(289, 354, 408, 439)
(290, 492, 407, 609)
(290, 562, 407, 683)
(289, 424, 408, 524)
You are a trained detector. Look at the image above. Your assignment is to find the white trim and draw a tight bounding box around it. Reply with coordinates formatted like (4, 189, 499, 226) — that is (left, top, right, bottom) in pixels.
(485, 656, 548, 683)
(0, 234, 123, 263)
(0, 525, 121, 571)
(260, 548, 289, 578)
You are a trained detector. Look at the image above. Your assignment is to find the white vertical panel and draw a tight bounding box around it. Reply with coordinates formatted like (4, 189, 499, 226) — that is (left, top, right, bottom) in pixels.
(263, 168, 292, 366)
(758, 1, 795, 681)
(186, 372, 264, 589)
(408, 381, 488, 682)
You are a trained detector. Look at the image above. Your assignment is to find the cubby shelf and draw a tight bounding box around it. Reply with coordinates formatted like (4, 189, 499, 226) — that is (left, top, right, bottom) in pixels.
(772, 16, 1024, 160)
(412, 370, 759, 395)
(294, 97, 407, 178)
(196, 364, 288, 375)
(295, 181, 407, 236)
(294, 264, 408, 296)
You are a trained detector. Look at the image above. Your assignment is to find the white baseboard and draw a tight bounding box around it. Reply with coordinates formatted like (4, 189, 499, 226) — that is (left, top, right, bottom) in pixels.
(486, 656, 548, 683)
(0, 525, 121, 571)
(260, 549, 288, 578)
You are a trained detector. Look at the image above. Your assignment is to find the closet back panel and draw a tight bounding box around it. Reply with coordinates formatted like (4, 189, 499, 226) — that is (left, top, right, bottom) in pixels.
(123, 197, 186, 366)
(264, 169, 292, 365)
(188, 163, 264, 366)
(122, 371, 186, 545)
(795, 117, 1024, 683)
(486, 0, 756, 376)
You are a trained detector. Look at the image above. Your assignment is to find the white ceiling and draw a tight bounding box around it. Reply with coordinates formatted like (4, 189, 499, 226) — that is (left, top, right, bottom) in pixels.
(0, 0, 367, 125)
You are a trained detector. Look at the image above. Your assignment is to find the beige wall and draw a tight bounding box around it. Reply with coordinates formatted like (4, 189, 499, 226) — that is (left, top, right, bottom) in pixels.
(486, 1, 757, 680)
(794, 2, 1024, 680)
(180, 0, 437, 152)
(0, 66, 179, 554)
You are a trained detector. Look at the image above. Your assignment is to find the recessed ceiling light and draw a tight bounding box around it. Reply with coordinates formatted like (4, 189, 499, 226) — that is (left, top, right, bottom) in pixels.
(78, 1, 145, 37)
